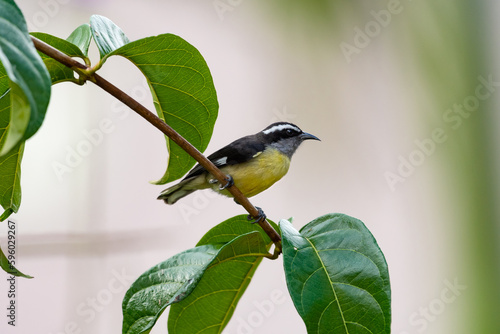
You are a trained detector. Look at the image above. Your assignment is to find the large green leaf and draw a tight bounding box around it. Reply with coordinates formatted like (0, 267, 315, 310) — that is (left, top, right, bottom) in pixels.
(66, 23, 92, 57)
(88, 15, 218, 184)
(122, 244, 222, 334)
(90, 15, 130, 59)
(167, 216, 276, 334)
(168, 231, 271, 334)
(107, 34, 218, 184)
(0, 28, 85, 219)
(281, 214, 391, 334)
(30, 32, 86, 85)
(122, 216, 274, 334)
(0, 0, 51, 155)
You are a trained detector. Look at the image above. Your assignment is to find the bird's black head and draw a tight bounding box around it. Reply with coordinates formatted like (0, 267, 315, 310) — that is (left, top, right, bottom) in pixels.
(260, 122, 320, 157)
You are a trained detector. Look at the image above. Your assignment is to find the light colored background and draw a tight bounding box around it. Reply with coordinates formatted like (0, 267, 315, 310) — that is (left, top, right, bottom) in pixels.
(1, 0, 499, 333)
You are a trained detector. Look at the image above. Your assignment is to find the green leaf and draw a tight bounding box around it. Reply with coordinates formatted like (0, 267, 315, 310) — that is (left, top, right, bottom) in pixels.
(0, 89, 24, 219)
(90, 15, 130, 59)
(66, 23, 92, 57)
(0, 240, 33, 278)
(168, 231, 271, 334)
(30, 32, 86, 85)
(0, 61, 8, 95)
(0, 139, 24, 220)
(0, 209, 13, 222)
(0, 83, 10, 143)
(122, 216, 274, 334)
(107, 34, 218, 184)
(0, 0, 51, 155)
(197, 214, 278, 246)
(281, 214, 391, 334)
(122, 244, 222, 334)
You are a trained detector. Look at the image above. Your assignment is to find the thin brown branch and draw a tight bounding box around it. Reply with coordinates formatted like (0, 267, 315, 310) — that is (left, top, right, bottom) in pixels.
(32, 37, 87, 71)
(31, 36, 282, 250)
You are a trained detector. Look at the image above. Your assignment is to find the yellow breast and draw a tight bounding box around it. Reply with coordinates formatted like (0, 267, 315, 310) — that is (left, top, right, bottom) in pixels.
(210, 147, 291, 198)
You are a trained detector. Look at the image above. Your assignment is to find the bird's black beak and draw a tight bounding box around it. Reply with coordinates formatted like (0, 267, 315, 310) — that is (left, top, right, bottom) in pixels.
(300, 132, 320, 141)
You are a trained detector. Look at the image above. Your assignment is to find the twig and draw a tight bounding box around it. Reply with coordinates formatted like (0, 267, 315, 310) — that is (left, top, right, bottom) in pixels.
(31, 36, 282, 251)
(32, 37, 88, 71)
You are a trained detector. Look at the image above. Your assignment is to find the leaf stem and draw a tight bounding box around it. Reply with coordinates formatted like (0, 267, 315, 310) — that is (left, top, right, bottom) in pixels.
(30, 36, 282, 252)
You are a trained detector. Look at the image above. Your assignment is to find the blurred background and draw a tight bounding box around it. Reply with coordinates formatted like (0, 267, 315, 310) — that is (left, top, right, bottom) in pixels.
(1, 0, 500, 333)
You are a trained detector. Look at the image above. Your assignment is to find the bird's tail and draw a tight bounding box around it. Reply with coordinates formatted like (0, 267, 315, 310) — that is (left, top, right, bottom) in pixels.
(157, 178, 198, 205)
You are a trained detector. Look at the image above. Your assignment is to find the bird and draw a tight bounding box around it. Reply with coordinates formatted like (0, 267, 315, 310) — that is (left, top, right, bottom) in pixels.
(157, 122, 320, 205)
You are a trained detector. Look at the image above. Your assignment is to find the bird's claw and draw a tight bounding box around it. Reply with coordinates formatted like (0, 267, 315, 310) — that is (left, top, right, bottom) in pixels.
(219, 175, 234, 190)
(248, 207, 266, 224)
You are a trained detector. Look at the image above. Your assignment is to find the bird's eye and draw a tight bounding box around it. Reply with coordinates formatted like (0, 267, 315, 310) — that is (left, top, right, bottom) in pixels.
(286, 129, 293, 136)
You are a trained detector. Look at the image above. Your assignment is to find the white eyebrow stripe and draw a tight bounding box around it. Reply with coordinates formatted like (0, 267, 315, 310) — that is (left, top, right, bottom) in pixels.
(214, 157, 228, 166)
(263, 124, 301, 134)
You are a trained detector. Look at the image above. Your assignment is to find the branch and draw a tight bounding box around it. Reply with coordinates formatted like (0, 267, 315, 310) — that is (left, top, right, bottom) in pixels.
(31, 36, 282, 252)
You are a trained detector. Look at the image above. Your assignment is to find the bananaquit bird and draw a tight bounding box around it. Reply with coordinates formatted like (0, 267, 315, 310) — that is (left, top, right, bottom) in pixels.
(157, 122, 320, 205)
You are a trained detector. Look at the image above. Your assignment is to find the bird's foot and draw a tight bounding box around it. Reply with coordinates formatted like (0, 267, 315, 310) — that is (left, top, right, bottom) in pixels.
(248, 207, 266, 224)
(219, 175, 234, 190)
